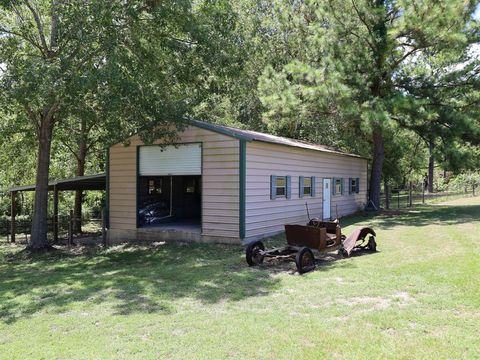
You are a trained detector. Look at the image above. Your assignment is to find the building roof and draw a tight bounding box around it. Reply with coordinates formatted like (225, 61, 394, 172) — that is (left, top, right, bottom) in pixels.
(186, 118, 366, 159)
(9, 174, 106, 192)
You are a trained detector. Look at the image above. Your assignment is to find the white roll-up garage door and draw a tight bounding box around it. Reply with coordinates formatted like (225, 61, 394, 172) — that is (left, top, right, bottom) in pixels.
(139, 143, 202, 176)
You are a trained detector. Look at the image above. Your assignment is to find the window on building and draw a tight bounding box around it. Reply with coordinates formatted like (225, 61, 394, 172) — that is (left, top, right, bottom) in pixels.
(276, 176, 286, 196)
(271, 175, 291, 199)
(299, 176, 315, 197)
(148, 178, 162, 195)
(349, 178, 360, 194)
(333, 178, 343, 195)
(185, 178, 197, 193)
(303, 177, 311, 196)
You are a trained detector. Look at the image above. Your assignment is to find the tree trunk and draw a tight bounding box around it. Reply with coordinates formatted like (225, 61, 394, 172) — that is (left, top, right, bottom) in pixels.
(28, 121, 54, 251)
(369, 128, 385, 209)
(428, 139, 435, 193)
(384, 179, 389, 209)
(366, 0, 387, 211)
(72, 119, 88, 234)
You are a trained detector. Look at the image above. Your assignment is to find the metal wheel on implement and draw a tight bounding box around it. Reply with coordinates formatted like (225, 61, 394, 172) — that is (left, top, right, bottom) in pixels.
(246, 241, 265, 266)
(367, 236, 377, 252)
(295, 247, 316, 274)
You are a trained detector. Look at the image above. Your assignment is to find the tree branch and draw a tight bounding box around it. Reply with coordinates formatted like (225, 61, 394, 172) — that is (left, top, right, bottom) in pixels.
(50, 0, 59, 50)
(59, 138, 80, 160)
(24, 0, 50, 55)
(0, 26, 46, 55)
(327, 0, 376, 54)
(351, 0, 375, 40)
(390, 46, 421, 70)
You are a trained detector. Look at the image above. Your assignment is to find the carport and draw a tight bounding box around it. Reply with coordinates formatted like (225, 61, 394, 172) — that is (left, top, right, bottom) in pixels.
(8, 174, 106, 242)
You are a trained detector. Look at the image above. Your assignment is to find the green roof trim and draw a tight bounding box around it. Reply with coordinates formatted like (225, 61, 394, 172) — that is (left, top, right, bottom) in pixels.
(184, 118, 253, 141)
(184, 118, 366, 160)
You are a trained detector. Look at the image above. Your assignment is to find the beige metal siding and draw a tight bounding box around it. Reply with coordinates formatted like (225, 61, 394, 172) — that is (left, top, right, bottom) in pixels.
(245, 141, 367, 239)
(109, 126, 240, 238)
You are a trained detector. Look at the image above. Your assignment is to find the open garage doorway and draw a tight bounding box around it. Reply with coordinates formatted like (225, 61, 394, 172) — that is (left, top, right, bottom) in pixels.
(137, 143, 202, 233)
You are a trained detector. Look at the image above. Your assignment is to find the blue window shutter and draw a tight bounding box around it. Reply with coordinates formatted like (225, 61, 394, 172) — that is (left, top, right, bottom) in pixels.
(311, 177, 316, 197)
(270, 175, 277, 200)
(341, 178, 344, 195)
(356, 177, 360, 193)
(332, 177, 336, 195)
(286, 176, 292, 199)
(349, 178, 353, 194)
(299, 176, 304, 198)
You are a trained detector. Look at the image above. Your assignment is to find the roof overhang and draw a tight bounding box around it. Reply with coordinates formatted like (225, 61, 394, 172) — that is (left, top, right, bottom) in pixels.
(8, 174, 106, 193)
(111, 117, 368, 160)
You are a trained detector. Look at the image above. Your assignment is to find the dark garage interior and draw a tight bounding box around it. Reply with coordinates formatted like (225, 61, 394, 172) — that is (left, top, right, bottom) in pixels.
(137, 175, 201, 228)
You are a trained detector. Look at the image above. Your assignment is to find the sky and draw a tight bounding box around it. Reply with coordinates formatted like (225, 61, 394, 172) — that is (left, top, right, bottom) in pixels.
(474, 5, 480, 20)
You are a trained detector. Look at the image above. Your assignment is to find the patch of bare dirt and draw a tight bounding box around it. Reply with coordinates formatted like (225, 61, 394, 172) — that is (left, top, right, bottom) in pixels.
(336, 291, 416, 312)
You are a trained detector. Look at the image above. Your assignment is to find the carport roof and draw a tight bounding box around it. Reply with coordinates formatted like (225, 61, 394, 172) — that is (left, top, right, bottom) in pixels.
(9, 174, 106, 192)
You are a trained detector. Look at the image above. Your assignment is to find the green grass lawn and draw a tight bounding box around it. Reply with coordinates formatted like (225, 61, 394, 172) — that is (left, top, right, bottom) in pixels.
(1, 197, 479, 359)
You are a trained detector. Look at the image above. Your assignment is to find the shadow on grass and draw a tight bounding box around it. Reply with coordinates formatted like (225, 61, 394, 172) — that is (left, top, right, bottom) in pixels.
(1, 201, 477, 324)
(340, 204, 480, 230)
(0, 242, 285, 324)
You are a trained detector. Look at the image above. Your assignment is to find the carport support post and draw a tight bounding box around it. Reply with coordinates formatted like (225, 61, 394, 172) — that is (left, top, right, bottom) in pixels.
(408, 182, 413, 207)
(384, 180, 390, 210)
(53, 186, 59, 243)
(68, 209, 73, 249)
(10, 191, 17, 243)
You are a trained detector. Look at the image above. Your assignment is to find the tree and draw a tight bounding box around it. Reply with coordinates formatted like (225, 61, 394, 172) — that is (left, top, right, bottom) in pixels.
(257, 0, 480, 208)
(393, 40, 480, 191)
(55, 114, 103, 234)
(0, 0, 214, 250)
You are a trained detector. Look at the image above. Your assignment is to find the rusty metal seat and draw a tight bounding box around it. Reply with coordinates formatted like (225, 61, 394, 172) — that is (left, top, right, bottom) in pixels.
(285, 223, 342, 252)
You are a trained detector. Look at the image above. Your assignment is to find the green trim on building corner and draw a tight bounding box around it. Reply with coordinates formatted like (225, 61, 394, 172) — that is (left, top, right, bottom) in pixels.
(239, 139, 246, 240)
(105, 148, 110, 228)
(136, 146, 140, 229)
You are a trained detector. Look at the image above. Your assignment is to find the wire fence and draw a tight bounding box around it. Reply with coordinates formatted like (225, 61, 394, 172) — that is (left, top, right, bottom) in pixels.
(380, 185, 477, 210)
(0, 213, 103, 245)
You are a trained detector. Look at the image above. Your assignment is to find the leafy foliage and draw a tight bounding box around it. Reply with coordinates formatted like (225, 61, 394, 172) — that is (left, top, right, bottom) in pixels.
(0, 0, 479, 243)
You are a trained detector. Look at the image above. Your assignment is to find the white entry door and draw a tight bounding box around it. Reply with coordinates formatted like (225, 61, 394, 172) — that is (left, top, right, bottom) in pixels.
(323, 178, 331, 220)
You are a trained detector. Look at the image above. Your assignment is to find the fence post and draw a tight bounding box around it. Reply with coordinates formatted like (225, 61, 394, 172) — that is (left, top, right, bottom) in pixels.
(397, 190, 400, 209)
(102, 207, 107, 248)
(473, 184, 476, 197)
(422, 184, 425, 204)
(68, 209, 73, 249)
(409, 182, 413, 207)
(10, 191, 17, 243)
(53, 186, 59, 243)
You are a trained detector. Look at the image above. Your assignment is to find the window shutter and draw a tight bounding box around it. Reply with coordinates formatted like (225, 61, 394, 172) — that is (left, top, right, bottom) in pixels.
(299, 176, 304, 198)
(286, 176, 292, 199)
(349, 178, 353, 194)
(341, 178, 344, 195)
(356, 177, 360, 193)
(311, 177, 316, 197)
(270, 175, 277, 200)
(332, 177, 336, 195)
